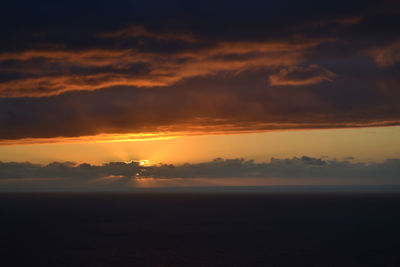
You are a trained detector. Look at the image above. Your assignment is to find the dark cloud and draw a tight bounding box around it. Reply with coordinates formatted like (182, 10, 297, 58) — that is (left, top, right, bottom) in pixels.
(0, 38, 323, 97)
(0, 0, 399, 141)
(143, 157, 400, 182)
(1, 68, 399, 141)
(0, 160, 139, 179)
(0, 156, 399, 191)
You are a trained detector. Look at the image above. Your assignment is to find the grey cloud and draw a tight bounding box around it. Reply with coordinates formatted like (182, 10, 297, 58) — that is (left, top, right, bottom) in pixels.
(0, 160, 141, 179)
(144, 157, 400, 182)
(1, 157, 399, 191)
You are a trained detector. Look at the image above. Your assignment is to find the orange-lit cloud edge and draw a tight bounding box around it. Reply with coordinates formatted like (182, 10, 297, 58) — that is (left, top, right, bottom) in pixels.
(2, 120, 398, 146)
(0, 37, 328, 98)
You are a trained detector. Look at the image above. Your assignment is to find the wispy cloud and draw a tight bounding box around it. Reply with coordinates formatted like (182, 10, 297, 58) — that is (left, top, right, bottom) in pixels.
(269, 65, 336, 86)
(368, 41, 400, 67)
(0, 35, 327, 97)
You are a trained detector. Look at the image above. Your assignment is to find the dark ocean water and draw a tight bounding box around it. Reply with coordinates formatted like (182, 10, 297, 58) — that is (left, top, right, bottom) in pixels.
(1, 192, 400, 266)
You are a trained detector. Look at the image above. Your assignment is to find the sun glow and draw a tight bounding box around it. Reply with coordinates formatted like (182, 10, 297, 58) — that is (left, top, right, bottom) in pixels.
(124, 159, 150, 166)
(0, 126, 399, 165)
(0, 132, 178, 146)
(139, 160, 150, 166)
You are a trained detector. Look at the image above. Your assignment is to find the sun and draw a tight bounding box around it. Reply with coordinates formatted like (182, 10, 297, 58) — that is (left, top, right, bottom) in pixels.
(139, 160, 150, 166)
(124, 159, 150, 166)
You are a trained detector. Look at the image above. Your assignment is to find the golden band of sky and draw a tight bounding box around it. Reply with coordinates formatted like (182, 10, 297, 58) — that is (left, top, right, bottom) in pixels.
(0, 126, 399, 165)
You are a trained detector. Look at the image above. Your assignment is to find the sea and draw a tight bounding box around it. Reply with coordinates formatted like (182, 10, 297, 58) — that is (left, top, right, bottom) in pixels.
(1, 189, 400, 266)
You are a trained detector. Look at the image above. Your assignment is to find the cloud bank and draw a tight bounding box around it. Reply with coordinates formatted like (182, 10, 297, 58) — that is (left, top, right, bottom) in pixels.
(1, 156, 399, 191)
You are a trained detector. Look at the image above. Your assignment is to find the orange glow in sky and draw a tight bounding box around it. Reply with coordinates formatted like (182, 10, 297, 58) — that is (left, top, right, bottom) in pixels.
(0, 126, 399, 165)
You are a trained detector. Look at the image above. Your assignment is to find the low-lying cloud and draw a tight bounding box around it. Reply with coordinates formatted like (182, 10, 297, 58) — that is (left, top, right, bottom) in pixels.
(1, 156, 399, 191)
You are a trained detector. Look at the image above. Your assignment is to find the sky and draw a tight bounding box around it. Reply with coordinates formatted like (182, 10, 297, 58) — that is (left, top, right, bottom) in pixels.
(0, 0, 400, 190)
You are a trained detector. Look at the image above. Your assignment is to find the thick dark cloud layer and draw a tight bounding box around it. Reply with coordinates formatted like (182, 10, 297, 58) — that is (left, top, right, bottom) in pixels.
(0, 157, 399, 191)
(0, 0, 400, 141)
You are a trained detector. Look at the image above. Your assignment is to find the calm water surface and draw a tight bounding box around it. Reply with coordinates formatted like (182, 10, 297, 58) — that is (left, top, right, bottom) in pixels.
(1, 192, 399, 266)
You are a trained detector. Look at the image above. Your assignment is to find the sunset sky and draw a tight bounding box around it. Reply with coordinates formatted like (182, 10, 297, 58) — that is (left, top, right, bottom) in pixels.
(1, 0, 400, 190)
